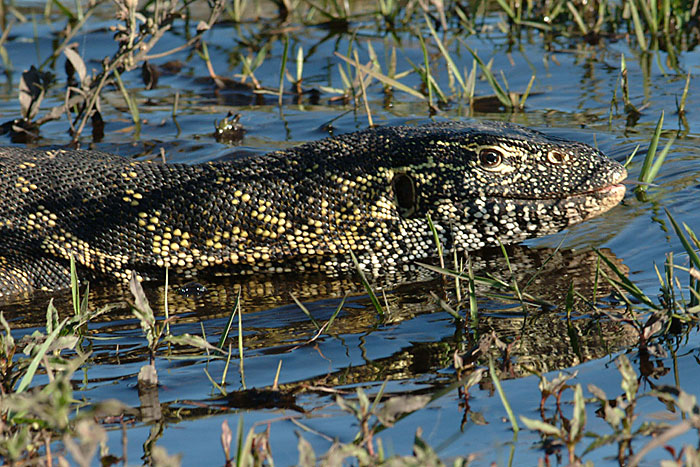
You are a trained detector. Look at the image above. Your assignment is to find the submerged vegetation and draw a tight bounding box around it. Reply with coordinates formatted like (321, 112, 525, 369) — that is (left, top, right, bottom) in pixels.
(0, 0, 699, 465)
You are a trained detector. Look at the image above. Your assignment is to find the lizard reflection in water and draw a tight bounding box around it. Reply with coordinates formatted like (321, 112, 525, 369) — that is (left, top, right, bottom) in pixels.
(5, 246, 635, 384)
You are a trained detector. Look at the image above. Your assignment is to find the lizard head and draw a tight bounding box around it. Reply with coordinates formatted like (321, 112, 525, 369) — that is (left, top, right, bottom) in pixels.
(375, 121, 627, 248)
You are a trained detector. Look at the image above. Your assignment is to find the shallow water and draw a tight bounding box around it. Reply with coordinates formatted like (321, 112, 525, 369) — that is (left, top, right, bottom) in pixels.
(1, 2, 699, 465)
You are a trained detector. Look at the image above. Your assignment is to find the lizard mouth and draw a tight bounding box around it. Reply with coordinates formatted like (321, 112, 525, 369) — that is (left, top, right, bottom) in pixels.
(571, 181, 626, 199)
(579, 182, 626, 204)
(497, 166, 628, 201)
(590, 182, 626, 194)
(490, 182, 626, 201)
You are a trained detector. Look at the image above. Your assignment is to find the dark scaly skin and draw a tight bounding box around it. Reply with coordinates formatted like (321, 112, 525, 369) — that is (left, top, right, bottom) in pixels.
(0, 121, 627, 297)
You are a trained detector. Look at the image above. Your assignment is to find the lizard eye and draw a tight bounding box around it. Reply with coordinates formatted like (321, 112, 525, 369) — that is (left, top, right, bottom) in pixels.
(478, 148, 503, 169)
(547, 150, 566, 164)
(392, 173, 418, 217)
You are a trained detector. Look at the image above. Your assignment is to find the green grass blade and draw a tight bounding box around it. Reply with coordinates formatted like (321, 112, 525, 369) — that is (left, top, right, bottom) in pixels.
(499, 241, 527, 314)
(430, 291, 462, 320)
(620, 54, 640, 114)
(278, 35, 289, 106)
(645, 136, 674, 184)
(639, 111, 664, 183)
(426, 214, 444, 268)
(45, 299, 57, 334)
(252, 43, 270, 71)
(352, 49, 374, 127)
(520, 416, 561, 436)
(203, 367, 227, 396)
(164, 268, 170, 337)
(326, 293, 348, 331)
(296, 45, 304, 83)
(425, 69, 447, 104)
(678, 72, 690, 114)
(113, 68, 140, 126)
(349, 250, 384, 317)
(291, 293, 320, 330)
(417, 33, 434, 106)
(519, 74, 535, 109)
(594, 249, 658, 308)
(566, 2, 588, 35)
(463, 44, 512, 108)
(623, 144, 640, 168)
(466, 256, 478, 328)
(79, 281, 90, 318)
(662, 0, 671, 34)
(628, 0, 648, 51)
(665, 210, 700, 271)
(494, 0, 517, 20)
(635, 0, 657, 35)
(0, 312, 14, 349)
(51, 0, 76, 20)
(237, 297, 245, 389)
(565, 282, 583, 361)
(235, 415, 245, 467)
(423, 13, 466, 91)
(489, 356, 519, 434)
(70, 254, 79, 316)
(337, 63, 352, 90)
(16, 318, 68, 393)
(217, 288, 241, 349)
(221, 343, 233, 389)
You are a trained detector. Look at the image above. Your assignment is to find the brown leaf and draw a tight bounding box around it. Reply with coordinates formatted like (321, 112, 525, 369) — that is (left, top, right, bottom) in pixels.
(297, 434, 316, 466)
(19, 66, 51, 120)
(64, 46, 87, 86)
(151, 446, 181, 467)
(130, 272, 154, 322)
(63, 420, 107, 467)
(220, 420, 232, 461)
(130, 272, 156, 347)
(376, 394, 431, 427)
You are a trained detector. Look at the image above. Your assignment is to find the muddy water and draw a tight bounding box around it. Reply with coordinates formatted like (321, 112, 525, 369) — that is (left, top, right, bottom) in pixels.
(1, 3, 699, 465)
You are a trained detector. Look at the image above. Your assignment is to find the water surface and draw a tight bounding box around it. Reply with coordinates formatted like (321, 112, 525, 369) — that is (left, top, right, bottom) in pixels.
(1, 2, 699, 465)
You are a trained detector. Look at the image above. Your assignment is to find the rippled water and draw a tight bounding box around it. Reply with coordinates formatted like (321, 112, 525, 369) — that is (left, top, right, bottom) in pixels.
(1, 2, 699, 465)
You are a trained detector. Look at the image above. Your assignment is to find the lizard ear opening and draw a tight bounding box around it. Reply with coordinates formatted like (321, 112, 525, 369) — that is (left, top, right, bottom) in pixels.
(392, 172, 418, 217)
